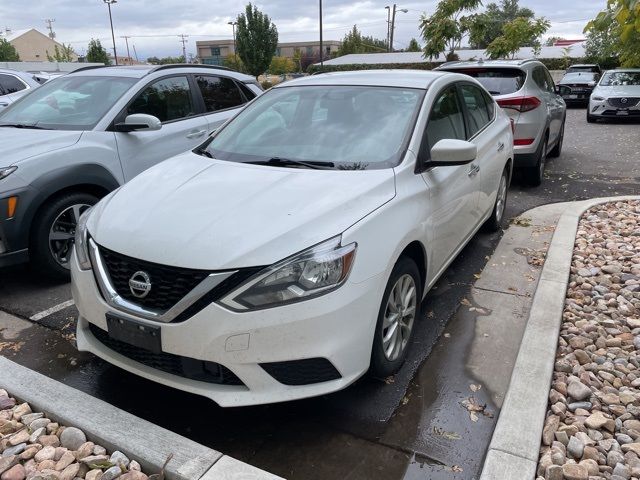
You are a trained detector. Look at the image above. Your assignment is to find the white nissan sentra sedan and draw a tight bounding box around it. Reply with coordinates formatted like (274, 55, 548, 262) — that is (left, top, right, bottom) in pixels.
(71, 70, 514, 406)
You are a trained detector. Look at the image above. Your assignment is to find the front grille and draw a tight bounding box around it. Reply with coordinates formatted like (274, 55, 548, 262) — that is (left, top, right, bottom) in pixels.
(89, 323, 244, 385)
(608, 97, 640, 108)
(261, 358, 342, 385)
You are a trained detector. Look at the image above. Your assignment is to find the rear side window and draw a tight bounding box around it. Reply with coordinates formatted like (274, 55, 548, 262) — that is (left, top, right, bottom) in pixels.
(196, 75, 245, 112)
(426, 86, 466, 150)
(237, 81, 257, 101)
(460, 84, 491, 137)
(0, 74, 27, 95)
(128, 76, 194, 123)
(445, 68, 525, 95)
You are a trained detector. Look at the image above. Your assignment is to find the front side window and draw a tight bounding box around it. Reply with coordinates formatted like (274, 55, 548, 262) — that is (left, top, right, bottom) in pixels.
(205, 85, 424, 170)
(460, 84, 491, 137)
(128, 76, 194, 123)
(0, 74, 26, 95)
(0, 75, 137, 130)
(196, 75, 244, 112)
(426, 86, 466, 150)
(532, 67, 548, 91)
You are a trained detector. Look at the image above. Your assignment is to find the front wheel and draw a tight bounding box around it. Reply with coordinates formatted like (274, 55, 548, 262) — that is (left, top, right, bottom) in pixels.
(370, 257, 422, 378)
(30, 192, 98, 280)
(484, 167, 509, 232)
(586, 111, 596, 123)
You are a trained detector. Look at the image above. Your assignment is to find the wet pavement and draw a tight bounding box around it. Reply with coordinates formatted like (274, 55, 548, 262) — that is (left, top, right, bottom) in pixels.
(1, 107, 639, 479)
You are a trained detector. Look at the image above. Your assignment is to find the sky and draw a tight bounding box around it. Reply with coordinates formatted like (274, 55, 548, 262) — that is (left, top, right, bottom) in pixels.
(0, 0, 607, 60)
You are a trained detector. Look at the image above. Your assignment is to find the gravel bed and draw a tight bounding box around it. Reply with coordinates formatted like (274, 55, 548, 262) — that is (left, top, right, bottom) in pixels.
(537, 200, 640, 480)
(0, 389, 151, 480)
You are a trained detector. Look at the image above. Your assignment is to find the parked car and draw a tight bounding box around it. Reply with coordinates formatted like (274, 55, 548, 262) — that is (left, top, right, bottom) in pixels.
(0, 64, 261, 278)
(436, 59, 566, 186)
(587, 68, 640, 122)
(557, 71, 600, 106)
(0, 69, 41, 109)
(567, 64, 601, 75)
(71, 70, 514, 406)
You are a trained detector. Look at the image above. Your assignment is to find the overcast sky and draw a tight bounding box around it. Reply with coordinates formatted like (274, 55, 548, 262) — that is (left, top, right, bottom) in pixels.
(0, 0, 606, 60)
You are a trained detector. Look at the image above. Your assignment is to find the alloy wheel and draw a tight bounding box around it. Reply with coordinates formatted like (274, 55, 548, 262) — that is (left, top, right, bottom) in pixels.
(382, 274, 417, 361)
(48, 203, 92, 269)
(495, 174, 507, 225)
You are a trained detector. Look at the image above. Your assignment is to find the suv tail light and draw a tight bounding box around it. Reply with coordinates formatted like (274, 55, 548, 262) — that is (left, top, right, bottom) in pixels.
(497, 96, 542, 112)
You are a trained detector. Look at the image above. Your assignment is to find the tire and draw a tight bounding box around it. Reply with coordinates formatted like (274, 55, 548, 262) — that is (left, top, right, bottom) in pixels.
(586, 111, 596, 123)
(30, 192, 98, 280)
(484, 167, 509, 232)
(548, 120, 564, 158)
(525, 134, 548, 187)
(370, 256, 422, 379)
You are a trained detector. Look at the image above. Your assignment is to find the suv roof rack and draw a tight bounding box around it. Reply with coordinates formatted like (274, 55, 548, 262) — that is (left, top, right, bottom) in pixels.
(148, 63, 232, 73)
(69, 65, 110, 73)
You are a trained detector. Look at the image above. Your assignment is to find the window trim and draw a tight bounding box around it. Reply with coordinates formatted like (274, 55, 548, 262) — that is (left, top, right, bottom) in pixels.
(456, 81, 496, 141)
(192, 74, 249, 115)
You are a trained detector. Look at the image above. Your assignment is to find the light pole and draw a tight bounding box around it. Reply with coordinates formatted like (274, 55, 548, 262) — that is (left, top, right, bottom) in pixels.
(385, 6, 391, 52)
(319, 0, 323, 67)
(389, 5, 408, 52)
(228, 21, 237, 56)
(103, 0, 118, 65)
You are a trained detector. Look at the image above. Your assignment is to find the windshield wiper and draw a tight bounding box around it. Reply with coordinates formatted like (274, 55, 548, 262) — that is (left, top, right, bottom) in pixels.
(246, 157, 335, 170)
(0, 123, 49, 130)
(194, 146, 214, 158)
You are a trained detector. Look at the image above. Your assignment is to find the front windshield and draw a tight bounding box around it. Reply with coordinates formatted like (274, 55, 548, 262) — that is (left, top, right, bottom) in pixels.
(562, 72, 598, 83)
(600, 72, 640, 86)
(0, 75, 137, 130)
(205, 85, 424, 170)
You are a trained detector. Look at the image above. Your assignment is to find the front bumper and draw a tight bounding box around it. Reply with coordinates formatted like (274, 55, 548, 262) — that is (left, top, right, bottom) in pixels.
(0, 185, 40, 267)
(71, 251, 386, 407)
(589, 99, 640, 118)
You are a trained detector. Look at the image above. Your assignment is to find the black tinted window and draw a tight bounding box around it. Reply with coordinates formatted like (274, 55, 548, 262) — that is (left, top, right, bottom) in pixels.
(445, 68, 525, 95)
(0, 74, 27, 95)
(128, 76, 194, 123)
(460, 84, 491, 137)
(426, 86, 465, 150)
(237, 81, 257, 101)
(196, 76, 244, 112)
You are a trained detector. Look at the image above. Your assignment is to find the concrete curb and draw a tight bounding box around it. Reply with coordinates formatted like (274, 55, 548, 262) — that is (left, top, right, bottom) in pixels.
(0, 356, 283, 480)
(480, 195, 640, 480)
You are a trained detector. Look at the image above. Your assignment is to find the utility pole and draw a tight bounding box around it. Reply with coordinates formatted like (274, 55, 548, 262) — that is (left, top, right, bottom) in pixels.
(103, 0, 118, 65)
(227, 21, 237, 56)
(121, 36, 131, 64)
(45, 19, 56, 40)
(319, 0, 323, 67)
(389, 4, 408, 52)
(385, 6, 391, 52)
(132, 44, 139, 62)
(178, 34, 188, 63)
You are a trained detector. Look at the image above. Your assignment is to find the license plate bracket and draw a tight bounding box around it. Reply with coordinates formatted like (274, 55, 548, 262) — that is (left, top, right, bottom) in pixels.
(106, 313, 161, 353)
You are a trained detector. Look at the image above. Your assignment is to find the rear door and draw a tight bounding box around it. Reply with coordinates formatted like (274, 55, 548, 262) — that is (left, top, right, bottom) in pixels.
(114, 75, 209, 180)
(533, 67, 563, 144)
(194, 75, 253, 132)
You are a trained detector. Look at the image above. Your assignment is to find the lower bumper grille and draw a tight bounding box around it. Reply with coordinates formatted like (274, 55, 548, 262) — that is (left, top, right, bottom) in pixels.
(89, 323, 244, 385)
(260, 358, 342, 385)
(600, 109, 640, 116)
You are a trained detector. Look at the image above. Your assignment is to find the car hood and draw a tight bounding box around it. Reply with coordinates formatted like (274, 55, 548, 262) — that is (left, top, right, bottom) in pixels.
(88, 152, 396, 269)
(0, 129, 83, 165)
(594, 85, 640, 97)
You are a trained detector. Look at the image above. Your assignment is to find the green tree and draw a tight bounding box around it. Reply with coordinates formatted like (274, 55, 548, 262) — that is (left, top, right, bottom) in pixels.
(584, 14, 620, 69)
(544, 36, 564, 47)
(465, 0, 535, 49)
(406, 38, 421, 52)
(223, 54, 245, 72)
(86, 39, 111, 65)
(268, 56, 296, 74)
(236, 3, 278, 78)
(0, 39, 20, 61)
(46, 43, 75, 62)
(146, 55, 185, 65)
(485, 16, 550, 59)
(585, 0, 640, 68)
(420, 0, 482, 60)
(336, 25, 387, 56)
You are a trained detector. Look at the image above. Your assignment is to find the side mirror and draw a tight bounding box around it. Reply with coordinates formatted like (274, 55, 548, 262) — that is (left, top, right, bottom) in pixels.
(115, 114, 162, 132)
(428, 139, 477, 167)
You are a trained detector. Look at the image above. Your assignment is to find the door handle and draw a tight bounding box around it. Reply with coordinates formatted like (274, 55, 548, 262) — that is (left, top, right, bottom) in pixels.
(186, 130, 207, 139)
(468, 164, 480, 177)
(497, 142, 505, 152)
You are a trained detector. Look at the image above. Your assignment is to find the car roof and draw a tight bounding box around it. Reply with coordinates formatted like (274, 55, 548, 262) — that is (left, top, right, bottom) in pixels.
(65, 64, 254, 81)
(273, 69, 452, 89)
(568, 64, 599, 67)
(437, 59, 540, 70)
(610, 68, 640, 72)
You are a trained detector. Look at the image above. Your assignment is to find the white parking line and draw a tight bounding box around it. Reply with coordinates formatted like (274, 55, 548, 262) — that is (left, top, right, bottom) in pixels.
(29, 300, 75, 321)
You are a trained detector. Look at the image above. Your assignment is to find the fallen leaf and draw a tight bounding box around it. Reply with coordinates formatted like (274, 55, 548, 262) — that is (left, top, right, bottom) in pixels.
(470, 384, 482, 392)
(461, 298, 472, 306)
(452, 465, 463, 472)
(470, 412, 479, 422)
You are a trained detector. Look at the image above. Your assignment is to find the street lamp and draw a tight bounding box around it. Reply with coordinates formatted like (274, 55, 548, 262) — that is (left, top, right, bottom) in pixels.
(319, 0, 323, 67)
(385, 6, 391, 52)
(228, 21, 237, 56)
(389, 5, 408, 52)
(103, 0, 118, 65)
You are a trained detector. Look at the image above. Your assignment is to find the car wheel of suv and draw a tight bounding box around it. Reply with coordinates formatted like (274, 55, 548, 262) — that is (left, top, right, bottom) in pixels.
(31, 192, 98, 280)
(526, 133, 548, 187)
(548, 120, 565, 158)
(484, 167, 509, 232)
(586, 111, 596, 123)
(370, 256, 422, 379)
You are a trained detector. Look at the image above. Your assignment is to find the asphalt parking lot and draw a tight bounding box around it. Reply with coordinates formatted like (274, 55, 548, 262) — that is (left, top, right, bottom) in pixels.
(1, 107, 639, 479)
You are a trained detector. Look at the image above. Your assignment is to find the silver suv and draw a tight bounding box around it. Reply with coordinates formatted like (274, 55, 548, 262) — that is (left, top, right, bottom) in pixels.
(0, 64, 261, 278)
(437, 59, 566, 185)
(0, 69, 41, 109)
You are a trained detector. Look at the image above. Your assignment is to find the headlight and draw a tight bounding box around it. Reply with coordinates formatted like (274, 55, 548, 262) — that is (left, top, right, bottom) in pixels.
(592, 96, 605, 101)
(219, 236, 357, 311)
(74, 208, 93, 270)
(0, 166, 17, 180)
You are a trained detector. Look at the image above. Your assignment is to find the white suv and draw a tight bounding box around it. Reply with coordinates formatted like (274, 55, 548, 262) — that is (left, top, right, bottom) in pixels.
(437, 59, 566, 185)
(71, 70, 513, 406)
(0, 69, 41, 109)
(0, 64, 261, 278)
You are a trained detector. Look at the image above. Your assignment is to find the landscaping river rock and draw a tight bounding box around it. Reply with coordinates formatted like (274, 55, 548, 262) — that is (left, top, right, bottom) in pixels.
(0, 390, 151, 480)
(537, 200, 640, 480)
